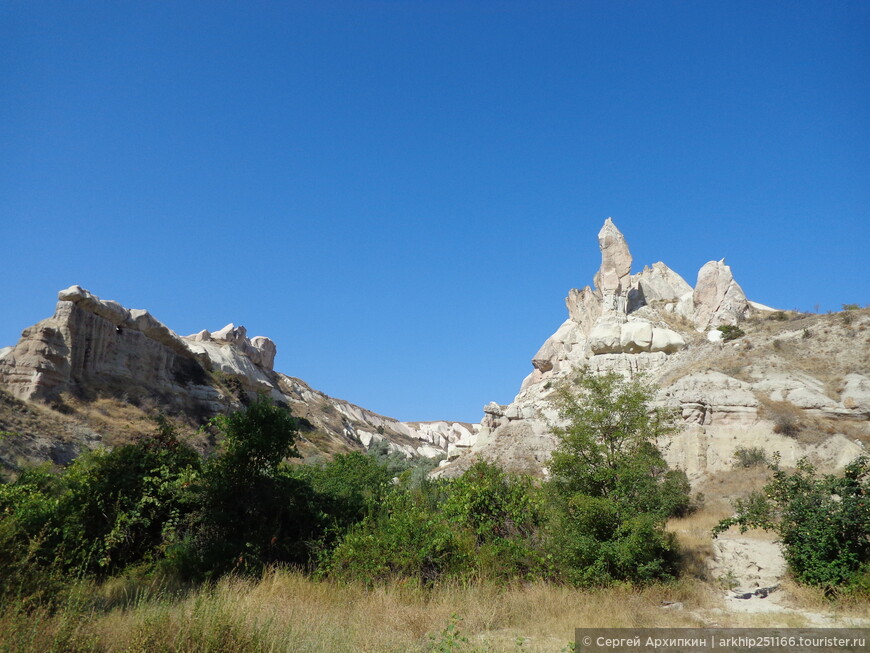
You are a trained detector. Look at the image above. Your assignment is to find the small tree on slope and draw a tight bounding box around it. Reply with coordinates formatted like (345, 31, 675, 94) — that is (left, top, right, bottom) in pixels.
(546, 369, 689, 585)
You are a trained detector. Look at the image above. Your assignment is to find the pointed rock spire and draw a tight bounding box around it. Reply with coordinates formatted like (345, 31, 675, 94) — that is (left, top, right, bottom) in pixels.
(593, 217, 633, 312)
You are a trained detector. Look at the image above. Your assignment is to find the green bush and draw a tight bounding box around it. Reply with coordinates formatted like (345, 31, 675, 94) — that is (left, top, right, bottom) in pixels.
(717, 324, 745, 341)
(0, 418, 201, 583)
(325, 483, 474, 586)
(288, 451, 393, 555)
(545, 369, 686, 585)
(548, 496, 679, 586)
(442, 460, 542, 543)
(442, 460, 547, 580)
(733, 447, 767, 468)
(714, 454, 870, 594)
(324, 460, 549, 585)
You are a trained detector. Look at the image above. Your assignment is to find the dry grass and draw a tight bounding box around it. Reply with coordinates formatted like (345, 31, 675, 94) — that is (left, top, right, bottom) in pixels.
(0, 571, 720, 653)
(62, 396, 162, 447)
(2, 563, 866, 651)
(777, 578, 870, 618)
(5, 569, 860, 650)
(656, 309, 870, 396)
(59, 395, 208, 451)
(664, 505, 782, 584)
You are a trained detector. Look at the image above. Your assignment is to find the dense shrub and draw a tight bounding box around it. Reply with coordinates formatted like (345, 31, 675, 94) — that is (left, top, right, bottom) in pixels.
(288, 451, 393, 553)
(0, 418, 200, 582)
(714, 454, 870, 594)
(546, 369, 687, 585)
(442, 460, 547, 580)
(182, 397, 318, 576)
(717, 324, 745, 341)
(325, 460, 548, 585)
(325, 482, 474, 585)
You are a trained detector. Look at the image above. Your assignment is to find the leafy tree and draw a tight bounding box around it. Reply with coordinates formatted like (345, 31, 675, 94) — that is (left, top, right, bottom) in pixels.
(548, 369, 682, 517)
(545, 369, 686, 585)
(187, 397, 313, 575)
(714, 454, 869, 594)
(289, 451, 393, 547)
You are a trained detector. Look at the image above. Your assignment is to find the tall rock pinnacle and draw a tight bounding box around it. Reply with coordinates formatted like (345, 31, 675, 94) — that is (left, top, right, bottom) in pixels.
(593, 217, 633, 312)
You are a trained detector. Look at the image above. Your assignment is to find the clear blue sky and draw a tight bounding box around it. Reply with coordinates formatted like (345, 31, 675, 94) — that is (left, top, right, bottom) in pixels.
(2, 1, 868, 422)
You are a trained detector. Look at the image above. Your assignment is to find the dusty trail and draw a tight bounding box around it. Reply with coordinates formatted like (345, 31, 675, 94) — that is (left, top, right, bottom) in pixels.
(697, 533, 868, 628)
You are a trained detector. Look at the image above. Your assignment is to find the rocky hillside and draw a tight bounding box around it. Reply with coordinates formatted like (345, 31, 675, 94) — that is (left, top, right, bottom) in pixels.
(437, 219, 869, 480)
(2, 220, 867, 485)
(0, 286, 476, 475)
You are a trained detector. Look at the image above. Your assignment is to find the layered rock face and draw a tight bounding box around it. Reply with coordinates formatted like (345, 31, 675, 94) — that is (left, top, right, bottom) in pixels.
(438, 219, 867, 479)
(1, 289, 209, 410)
(0, 286, 473, 463)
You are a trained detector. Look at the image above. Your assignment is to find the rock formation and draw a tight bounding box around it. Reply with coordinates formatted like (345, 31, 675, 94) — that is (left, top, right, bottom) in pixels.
(594, 217, 633, 312)
(437, 219, 867, 480)
(0, 286, 476, 470)
(2, 219, 866, 483)
(692, 260, 751, 330)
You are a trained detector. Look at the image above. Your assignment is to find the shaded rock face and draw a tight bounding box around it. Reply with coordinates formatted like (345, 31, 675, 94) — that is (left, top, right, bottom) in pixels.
(628, 262, 694, 316)
(0, 291, 221, 414)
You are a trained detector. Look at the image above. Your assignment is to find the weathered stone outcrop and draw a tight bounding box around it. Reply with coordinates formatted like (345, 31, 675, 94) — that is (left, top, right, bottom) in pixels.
(4, 218, 866, 482)
(841, 373, 870, 416)
(594, 217, 633, 313)
(0, 293, 214, 410)
(628, 262, 694, 317)
(692, 259, 750, 330)
(662, 371, 759, 427)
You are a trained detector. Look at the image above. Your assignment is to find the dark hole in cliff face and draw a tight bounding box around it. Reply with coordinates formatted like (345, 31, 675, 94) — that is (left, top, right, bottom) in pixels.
(171, 356, 210, 387)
